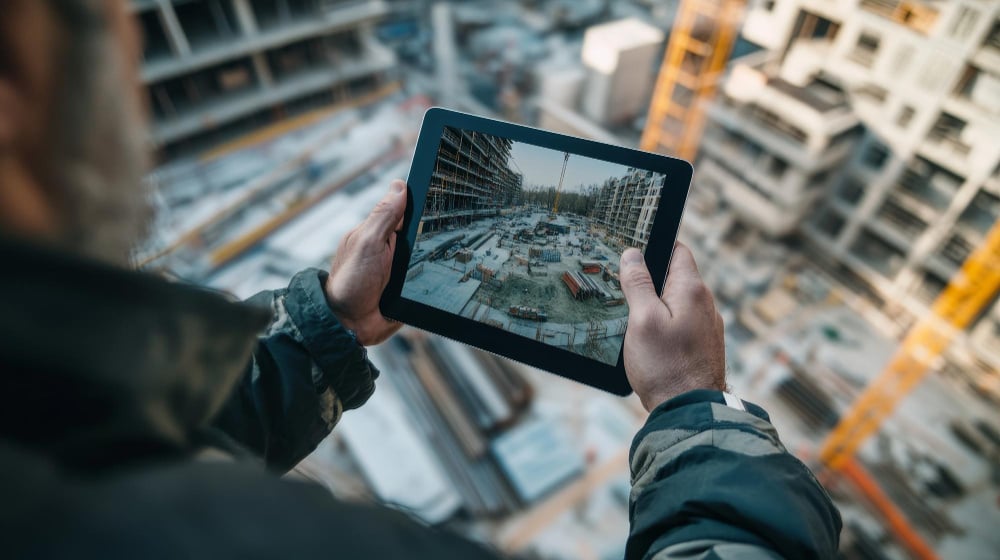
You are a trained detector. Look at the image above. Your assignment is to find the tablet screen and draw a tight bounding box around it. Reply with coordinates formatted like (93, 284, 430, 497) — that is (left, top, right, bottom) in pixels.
(400, 126, 666, 366)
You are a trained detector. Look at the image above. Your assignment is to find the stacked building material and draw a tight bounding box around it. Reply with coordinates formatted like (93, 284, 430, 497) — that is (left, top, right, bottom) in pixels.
(579, 260, 602, 274)
(541, 221, 571, 234)
(541, 250, 561, 262)
(774, 370, 839, 430)
(471, 264, 496, 282)
(455, 249, 473, 263)
(386, 336, 520, 517)
(470, 233, 494, 250)
(338, 348, 462, 524)
(426, 338, 516, 434)
(428, 234, 465, 261)
(867, 461, 961, 539)
(491, 420, 585, 504)
(465, 232, 486, 248)
(471, 349, 534, 413)
(562, 271, 607, 300)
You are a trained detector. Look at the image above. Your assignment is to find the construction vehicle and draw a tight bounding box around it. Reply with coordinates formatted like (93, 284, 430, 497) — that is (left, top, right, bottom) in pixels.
(508, 306, 548, 322)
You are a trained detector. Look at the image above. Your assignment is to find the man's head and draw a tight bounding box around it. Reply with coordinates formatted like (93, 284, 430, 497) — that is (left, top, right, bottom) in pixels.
(0, 0, 151, 266)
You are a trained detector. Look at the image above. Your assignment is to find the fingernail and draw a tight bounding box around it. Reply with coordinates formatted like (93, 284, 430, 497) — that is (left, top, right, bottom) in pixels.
(391, 181, 405, 195)
(623, 248, 643, 265)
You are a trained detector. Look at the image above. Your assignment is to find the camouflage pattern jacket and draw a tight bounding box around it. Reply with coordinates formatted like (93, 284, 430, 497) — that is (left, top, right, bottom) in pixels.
(0, 236, 840, 558)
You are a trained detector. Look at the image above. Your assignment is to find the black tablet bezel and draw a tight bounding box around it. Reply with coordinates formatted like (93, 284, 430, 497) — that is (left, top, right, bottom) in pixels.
(380, 108, 692, 395)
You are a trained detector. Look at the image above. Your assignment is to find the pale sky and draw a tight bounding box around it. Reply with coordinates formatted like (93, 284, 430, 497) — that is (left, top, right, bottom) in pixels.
(508, 140, 632, 193)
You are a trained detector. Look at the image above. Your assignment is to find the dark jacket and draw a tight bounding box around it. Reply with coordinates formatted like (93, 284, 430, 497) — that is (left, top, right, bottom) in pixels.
(0, 236, 841, 558)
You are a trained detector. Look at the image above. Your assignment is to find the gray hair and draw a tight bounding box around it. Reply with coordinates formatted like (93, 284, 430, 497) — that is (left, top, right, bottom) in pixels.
(41, 0, 153, 266)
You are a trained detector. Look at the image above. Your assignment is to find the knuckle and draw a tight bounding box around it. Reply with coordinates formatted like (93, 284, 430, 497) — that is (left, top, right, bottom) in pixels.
(688, 282, 713, 305)
(623, 268, 653, 290)
(369, 201, 391, 219)
(629, 308, 660, 335)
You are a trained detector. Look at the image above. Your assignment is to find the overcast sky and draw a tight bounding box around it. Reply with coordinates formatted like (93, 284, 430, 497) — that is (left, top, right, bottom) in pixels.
(508, 140, 631, 193)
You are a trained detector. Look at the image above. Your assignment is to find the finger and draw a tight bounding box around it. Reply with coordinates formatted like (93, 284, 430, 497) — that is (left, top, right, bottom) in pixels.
(364, 180, 407, 241)
(619, 248, 661, 314)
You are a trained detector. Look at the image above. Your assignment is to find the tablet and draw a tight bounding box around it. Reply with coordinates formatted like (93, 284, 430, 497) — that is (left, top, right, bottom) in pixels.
(381, 108, 692, 395)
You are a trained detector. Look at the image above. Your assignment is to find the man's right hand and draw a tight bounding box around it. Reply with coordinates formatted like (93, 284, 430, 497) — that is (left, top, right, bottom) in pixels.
(619, 243, 727, 412)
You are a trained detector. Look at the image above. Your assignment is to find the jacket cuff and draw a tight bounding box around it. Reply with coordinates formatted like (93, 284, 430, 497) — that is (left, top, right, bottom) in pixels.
(629, 389, 778, 480)
(283, 268, 379, 410)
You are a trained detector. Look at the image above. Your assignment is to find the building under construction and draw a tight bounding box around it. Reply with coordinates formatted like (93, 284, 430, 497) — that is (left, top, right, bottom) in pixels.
(421, 127, 524, 233)
(133, 0, 397, 158)
(591, 167, 663, 250)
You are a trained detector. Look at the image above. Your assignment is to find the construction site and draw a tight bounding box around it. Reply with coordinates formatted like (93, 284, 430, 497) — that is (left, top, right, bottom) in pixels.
(403, 128, 666, 364)
(134, 0, 999, 558)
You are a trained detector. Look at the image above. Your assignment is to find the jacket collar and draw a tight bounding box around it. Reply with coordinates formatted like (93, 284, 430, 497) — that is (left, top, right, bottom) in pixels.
(0, 234, 271, 469)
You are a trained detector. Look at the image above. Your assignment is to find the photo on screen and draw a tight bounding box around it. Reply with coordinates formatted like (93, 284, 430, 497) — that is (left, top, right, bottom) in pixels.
(402, 126, 667, 365)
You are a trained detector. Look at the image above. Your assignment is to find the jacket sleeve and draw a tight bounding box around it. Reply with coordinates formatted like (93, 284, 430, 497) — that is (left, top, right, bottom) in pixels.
(212, 268, 379, 472)
(626, 390, 842, 560)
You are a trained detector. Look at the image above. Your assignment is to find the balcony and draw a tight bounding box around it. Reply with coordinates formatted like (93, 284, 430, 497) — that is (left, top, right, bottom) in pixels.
(875, 195, 928, 239)
(951, 65, 1000, 117)
(151, 46, 394, 145)
(957, 191, 1000, 239)
(850, 229, 906, 279)
(859, 0, 939, 35)
(895, 159, 962, 211)
(699, 157, 810, 237)
(938, 233, 974, 268)
(712, 64, 857, 172)
(912, 268, 947, 306)
(142, 0, 389, 83)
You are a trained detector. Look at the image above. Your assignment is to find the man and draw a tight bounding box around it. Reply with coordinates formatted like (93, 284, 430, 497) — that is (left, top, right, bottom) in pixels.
(0, 1, 841, 558)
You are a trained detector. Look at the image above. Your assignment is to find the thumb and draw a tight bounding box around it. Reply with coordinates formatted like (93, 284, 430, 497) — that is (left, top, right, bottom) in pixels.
(365, 180, 407, 240)
(661, 243, 705, 302)
(619, 248, 660, 311)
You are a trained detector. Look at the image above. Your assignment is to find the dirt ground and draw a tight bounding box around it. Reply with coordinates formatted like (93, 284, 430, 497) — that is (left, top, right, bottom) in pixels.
(486, 273, 627, 324)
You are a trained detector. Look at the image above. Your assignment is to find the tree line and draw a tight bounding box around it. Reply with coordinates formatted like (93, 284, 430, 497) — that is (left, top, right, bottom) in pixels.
(521, 185, 599, 216)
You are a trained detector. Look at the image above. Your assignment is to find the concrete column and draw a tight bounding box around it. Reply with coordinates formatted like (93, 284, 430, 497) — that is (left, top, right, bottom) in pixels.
(252, 52, 274, 87)
(156, 0, 191, 57)
(231, 0, 259, 36)
(431, 2, 458, 108)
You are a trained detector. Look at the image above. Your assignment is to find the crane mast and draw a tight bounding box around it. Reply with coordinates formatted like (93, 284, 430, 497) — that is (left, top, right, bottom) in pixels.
(552, 152, 570, 214)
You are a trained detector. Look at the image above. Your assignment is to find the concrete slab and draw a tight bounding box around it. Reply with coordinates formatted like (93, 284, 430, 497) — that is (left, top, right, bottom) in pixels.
(403, 261, 481, 314)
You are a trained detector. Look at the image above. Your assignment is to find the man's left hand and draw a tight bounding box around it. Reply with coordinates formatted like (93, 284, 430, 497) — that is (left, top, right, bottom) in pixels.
(324, 179, 407, 346)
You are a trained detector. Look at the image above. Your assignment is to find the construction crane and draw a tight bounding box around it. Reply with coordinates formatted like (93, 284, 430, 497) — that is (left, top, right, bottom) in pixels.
(640, 0, 744, 160)
(551, 152, 570, 214)
(820, 219, 1000, 469)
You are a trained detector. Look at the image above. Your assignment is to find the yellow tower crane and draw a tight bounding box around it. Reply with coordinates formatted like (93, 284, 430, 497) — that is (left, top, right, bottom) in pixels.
(640, 0, 744, 159)
(820, 219, 1000, 468)
(639, 2, 1000, 557)
(551, 152, 570, 214)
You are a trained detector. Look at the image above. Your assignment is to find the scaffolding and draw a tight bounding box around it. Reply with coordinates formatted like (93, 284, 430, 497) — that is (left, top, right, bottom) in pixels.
(583, 320, 608, 360)
(424, 127, 523, 232)
(591, 167, 663, 250)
